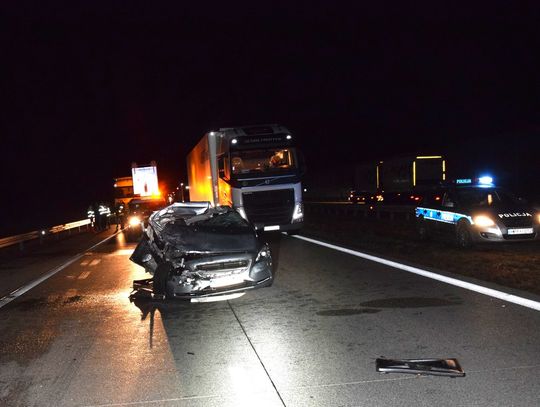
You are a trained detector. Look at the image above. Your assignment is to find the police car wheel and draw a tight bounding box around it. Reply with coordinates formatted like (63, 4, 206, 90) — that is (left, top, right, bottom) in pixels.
(456, 223, 473, 248)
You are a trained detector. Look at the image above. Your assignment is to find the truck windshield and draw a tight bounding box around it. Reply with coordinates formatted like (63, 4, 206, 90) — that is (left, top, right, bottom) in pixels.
(231, 148, 297, 175)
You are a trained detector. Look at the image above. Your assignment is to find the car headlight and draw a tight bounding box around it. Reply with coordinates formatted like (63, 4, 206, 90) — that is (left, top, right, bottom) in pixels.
(537, 213, 540, 224)
(255, 244, 271, 262)
(129, 216, 142, 226)
(473, 215, 495, 227)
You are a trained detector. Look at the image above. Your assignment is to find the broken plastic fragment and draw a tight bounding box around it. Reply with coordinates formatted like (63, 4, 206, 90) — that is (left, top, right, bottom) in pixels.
(376, 358, 465, 377)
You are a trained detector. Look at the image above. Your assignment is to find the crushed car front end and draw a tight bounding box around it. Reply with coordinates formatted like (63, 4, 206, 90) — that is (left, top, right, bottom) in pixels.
(129, 202, 273, 300)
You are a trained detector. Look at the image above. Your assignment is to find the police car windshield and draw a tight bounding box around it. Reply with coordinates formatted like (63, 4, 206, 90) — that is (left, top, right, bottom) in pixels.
(456, 188, 519, 207)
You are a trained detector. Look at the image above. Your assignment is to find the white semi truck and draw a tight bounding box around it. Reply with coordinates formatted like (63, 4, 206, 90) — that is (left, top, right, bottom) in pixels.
(187, 124, 304, 233)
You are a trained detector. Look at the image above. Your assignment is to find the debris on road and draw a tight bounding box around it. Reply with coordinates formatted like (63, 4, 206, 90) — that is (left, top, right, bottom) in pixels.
(376, 357, 465, 377)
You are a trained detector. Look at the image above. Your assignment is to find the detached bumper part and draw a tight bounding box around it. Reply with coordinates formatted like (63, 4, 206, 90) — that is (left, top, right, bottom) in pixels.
(376, 358, 465, 377)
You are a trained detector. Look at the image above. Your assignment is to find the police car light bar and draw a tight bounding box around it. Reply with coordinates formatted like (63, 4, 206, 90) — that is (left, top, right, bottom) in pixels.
(455, 176, 494, 186)
(456, 179, 472, 184)
(478, 176, 493, 185)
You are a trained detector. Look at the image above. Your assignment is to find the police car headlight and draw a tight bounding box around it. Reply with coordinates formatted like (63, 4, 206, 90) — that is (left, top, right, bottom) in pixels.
(129, 216, 142, 226)
(473, 215, 495, 227)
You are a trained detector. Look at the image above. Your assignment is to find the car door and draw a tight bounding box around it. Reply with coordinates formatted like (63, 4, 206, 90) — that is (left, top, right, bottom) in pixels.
(440, 190, 459, 237)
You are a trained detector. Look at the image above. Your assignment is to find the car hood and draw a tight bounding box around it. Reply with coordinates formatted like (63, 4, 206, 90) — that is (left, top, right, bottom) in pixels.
(156, 221, 258, 254)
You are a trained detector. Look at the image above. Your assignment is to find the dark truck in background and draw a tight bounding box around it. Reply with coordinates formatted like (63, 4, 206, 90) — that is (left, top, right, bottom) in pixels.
(352, 155, 446, 205)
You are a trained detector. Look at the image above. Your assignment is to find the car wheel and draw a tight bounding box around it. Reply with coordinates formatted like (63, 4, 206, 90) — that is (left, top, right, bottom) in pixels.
(417, 218, 430, 240)
(456, 223, 473, 249)
(153, 262, 172, 298)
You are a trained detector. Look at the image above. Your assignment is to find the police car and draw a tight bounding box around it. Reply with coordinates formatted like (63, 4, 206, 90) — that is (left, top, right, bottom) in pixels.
(415, 177, 540, 248)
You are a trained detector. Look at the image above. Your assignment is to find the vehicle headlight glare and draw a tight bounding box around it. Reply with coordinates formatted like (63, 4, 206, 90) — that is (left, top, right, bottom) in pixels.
(292, 203, 304, 220)
(129, 216, 141, 226)
(256, 244, 271, 262)
(473, 215, 495, 227)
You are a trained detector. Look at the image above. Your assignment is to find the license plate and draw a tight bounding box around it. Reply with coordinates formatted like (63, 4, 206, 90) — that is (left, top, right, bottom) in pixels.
(507, 228, 533, 235)
(264, 225, 280, 231)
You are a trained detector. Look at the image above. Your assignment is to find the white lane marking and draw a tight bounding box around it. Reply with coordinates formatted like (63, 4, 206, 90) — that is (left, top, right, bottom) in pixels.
(291, 235, 540, 312)
(0, 232, 120, 309)
(78, 271, 91, 280)
(89, 259, 101, 266)
(80, 260, 90, 266)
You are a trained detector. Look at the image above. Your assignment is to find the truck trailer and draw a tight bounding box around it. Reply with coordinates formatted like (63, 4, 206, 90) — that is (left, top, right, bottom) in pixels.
(187, 124, 304, 233)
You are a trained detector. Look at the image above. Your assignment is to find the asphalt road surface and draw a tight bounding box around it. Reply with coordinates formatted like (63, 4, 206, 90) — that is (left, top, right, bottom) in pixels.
(1, 230, 539, 406)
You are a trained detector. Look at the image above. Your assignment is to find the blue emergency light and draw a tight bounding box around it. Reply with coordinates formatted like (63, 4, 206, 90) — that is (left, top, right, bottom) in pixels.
(478, 176, 493, 185)
(455, 176, 495, 187)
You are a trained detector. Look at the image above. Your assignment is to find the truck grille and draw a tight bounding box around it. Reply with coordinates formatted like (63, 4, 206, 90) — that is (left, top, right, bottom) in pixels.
(243, 189, 294, 225)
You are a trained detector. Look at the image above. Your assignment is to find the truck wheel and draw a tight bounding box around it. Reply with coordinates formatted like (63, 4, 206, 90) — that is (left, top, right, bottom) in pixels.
(416, 218, 430, 241)
(456, 223, 473, 249)
(153, 262, 172, 298)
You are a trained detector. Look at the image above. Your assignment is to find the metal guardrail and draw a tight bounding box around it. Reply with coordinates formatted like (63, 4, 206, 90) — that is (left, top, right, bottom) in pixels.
(0, 219, 91, 250)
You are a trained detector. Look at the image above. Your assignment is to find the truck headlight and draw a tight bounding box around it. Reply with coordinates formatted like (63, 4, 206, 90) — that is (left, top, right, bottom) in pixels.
(129, 216, 142, 227)
(292, 203, 304, 221)
(473, 215, 495, 227)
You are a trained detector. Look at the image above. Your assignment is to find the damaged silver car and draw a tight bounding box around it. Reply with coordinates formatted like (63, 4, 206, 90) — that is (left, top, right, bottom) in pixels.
(129, 202, 273, 301)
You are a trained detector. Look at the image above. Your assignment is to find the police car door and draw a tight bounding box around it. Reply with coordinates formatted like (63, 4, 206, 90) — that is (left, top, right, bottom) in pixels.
(440, 190, 459, 236)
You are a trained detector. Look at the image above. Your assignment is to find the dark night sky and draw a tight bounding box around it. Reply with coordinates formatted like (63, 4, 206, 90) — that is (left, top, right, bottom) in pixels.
(2, 1, 540, 235)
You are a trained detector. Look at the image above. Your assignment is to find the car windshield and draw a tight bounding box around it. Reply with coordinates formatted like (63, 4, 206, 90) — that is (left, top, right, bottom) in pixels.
(231, 148, 297, 175)
(456, 188, 520, 207)
(196, 211, 251, 231)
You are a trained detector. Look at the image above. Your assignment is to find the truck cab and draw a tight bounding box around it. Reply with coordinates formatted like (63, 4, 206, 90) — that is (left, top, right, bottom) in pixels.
(188, 124, 305, 233)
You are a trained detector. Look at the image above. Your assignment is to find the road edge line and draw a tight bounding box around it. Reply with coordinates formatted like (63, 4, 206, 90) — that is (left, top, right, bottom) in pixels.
(0, 232, 119, 309)
(291, 234, 540, 312)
